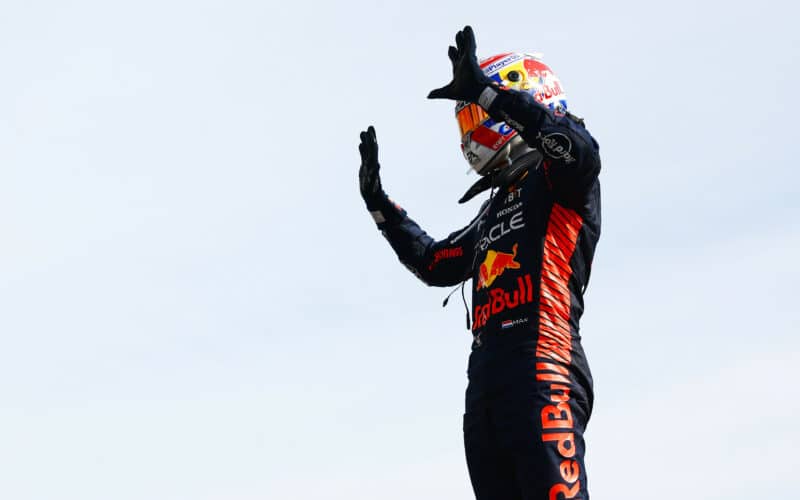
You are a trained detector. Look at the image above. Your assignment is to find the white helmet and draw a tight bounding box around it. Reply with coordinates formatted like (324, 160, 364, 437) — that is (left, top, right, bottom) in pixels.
(456, 52, 568, 175)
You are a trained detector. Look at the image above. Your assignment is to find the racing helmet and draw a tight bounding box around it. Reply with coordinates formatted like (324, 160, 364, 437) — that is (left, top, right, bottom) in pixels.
(456, 52, 568, 175)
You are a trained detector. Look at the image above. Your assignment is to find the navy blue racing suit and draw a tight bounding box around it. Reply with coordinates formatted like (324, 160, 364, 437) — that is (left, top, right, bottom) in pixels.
(366, 87, 601, 500)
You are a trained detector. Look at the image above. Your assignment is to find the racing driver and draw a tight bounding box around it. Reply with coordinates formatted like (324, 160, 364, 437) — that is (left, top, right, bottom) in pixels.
(358, 26, 601, 500)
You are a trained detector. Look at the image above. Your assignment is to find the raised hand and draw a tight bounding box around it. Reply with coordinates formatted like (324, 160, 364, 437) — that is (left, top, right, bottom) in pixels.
(427, 26, 493, 103)
(358, 125, 384, 208)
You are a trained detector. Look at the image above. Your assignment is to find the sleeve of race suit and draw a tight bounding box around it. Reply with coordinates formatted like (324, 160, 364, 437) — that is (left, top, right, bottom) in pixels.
(478, 86, 601, 207)
(367, 193, 483, 287)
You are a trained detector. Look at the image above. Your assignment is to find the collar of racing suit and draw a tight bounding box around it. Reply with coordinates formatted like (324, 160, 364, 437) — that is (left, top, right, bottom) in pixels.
(458, 149, 543, 204)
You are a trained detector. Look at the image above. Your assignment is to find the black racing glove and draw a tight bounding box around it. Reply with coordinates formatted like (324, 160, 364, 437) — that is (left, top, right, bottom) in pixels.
(358, 125, 385, 210)
(427, 25, 494, 103)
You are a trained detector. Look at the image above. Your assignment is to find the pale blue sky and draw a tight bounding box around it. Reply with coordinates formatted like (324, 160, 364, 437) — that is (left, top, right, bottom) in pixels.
(1, 1, 798, 499)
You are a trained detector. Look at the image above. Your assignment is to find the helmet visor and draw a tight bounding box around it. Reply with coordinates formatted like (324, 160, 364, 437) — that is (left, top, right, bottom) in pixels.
(456, 103, 488, 137)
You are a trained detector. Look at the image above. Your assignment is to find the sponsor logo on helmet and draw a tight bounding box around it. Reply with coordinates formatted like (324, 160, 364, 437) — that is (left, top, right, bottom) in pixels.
(537, 132, 576, 164)
(482, 53, 523, 75)
(470, 118, 516, 151)
(476, 243, 520, 290)
(471, 127, 505, 151)
(533, 82, 564, 104)
(465, 150, 481, 164)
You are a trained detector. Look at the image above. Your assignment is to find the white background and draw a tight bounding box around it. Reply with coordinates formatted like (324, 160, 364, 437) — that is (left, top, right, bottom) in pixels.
(1, 0, 798, 498)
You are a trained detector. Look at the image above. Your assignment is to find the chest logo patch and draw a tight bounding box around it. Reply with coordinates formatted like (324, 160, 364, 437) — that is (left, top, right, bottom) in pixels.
(476, 243, 520, 290)
(477, 211, 525, 251)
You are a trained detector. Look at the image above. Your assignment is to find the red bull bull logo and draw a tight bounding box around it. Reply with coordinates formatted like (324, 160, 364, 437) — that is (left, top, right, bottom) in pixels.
(476, 244, 520, 290)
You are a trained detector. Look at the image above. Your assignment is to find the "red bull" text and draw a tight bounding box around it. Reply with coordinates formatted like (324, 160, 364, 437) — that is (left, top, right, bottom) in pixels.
(472, 273, 533, 331)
